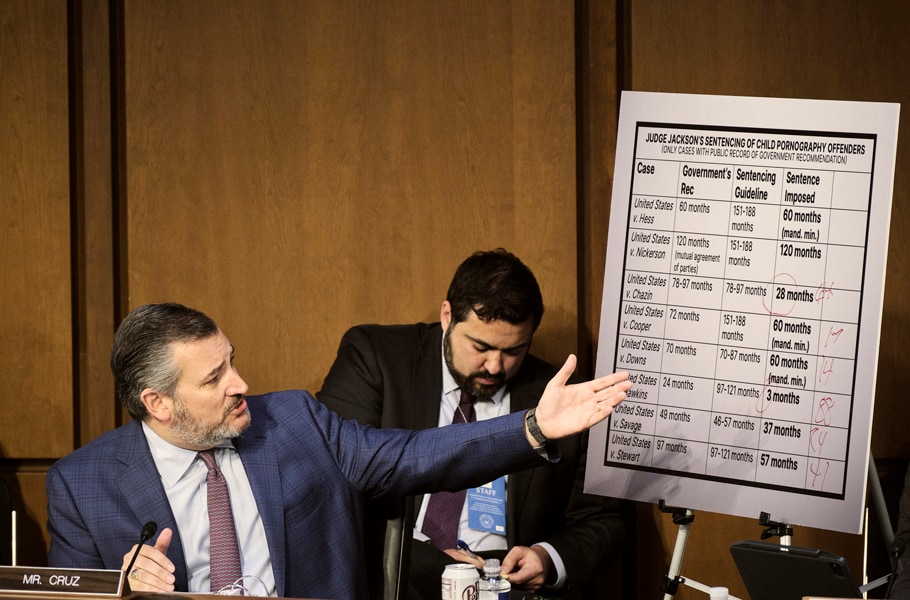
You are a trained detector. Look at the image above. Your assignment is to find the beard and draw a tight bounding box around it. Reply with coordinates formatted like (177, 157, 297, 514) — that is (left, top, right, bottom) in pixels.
(443, 327, 506, 399)
(170, 395, 250, 448)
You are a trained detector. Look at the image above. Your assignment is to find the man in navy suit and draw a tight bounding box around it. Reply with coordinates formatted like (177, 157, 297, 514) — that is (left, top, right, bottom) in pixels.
(318, 249, 627, 598)
(45, 302, 630, 600)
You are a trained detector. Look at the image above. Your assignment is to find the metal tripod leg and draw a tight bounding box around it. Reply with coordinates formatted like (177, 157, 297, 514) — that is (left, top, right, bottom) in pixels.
(661, 500, 695, 600)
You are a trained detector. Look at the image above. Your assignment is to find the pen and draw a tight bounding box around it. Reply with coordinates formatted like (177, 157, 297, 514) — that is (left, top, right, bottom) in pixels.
(455, 539, 478, 558)
(455, 540, 510, 579)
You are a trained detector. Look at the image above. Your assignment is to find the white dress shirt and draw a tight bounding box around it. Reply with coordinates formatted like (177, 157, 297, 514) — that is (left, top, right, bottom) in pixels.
(412, 337, 567, 587)
(141, 422, 276, 595)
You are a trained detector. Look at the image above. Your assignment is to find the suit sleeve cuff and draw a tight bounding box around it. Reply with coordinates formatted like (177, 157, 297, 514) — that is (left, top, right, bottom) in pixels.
(531, 441, 561, 463)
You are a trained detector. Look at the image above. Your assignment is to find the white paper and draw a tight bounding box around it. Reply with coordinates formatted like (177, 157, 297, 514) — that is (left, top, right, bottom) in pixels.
(585, 91, 899, 534)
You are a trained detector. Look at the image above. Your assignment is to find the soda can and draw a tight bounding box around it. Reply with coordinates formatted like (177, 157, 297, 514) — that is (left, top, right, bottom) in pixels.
(441, 563, 479, 600)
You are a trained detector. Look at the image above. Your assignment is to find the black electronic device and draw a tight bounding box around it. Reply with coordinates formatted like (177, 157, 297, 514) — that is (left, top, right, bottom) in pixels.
(730, 539, 862, 600)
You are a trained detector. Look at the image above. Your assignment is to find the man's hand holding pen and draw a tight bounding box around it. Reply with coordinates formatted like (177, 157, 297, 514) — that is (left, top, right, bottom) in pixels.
(444, 539, 485, 570)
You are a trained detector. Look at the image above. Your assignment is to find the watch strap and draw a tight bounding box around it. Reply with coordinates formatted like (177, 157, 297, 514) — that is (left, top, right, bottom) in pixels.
(525, 407, 549, 445)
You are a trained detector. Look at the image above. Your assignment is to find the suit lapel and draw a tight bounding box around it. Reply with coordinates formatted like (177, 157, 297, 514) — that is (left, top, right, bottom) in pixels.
(115, 420, 189, 589)
(412, 325, 445, 430)
(234, 414, 286, 596)
(405, 325, 445, 522)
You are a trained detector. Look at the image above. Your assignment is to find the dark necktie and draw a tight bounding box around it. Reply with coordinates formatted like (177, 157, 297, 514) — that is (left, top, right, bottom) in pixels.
(420, 390, 476, 551)
(198, 450, 243, 592)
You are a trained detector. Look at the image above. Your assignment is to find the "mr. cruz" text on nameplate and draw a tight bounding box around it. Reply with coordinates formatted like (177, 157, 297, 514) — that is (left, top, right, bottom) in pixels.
(0, 566, 124, 596)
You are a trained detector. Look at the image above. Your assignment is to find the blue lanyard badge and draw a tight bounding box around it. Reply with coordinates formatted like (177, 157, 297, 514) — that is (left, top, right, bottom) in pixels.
(467, 476, 507, 535)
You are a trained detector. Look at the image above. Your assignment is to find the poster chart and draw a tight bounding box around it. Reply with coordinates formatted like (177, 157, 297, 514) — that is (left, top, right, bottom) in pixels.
(585, 92, 899, 534)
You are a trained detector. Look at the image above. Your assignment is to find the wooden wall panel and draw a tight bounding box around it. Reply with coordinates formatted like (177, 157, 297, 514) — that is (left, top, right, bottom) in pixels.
(580, 0, 622, 372)
(0, 0, 72, 459)
(0, 472, 50, 567)
(615, 1, 910, 598)
(121, 0, 578, 396)
(74, 0, 118, 446)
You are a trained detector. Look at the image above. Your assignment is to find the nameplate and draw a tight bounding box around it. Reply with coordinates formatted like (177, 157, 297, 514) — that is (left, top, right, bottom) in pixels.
(0, 566, 124, 596)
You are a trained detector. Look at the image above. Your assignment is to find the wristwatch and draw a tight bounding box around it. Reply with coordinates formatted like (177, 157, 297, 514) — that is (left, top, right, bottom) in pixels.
(525, 408, 549, 446)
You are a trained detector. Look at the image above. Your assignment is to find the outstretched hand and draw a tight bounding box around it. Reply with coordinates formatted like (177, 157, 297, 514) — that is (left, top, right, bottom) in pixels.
(532, 354, 631, 440)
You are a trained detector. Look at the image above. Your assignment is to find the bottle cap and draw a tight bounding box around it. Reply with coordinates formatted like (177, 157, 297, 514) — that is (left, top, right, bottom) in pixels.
(483, 558, 501, 574)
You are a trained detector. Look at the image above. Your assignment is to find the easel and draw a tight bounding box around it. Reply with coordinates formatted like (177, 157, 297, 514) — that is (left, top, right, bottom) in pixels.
(659, 500, 744, 600)
(659, 455, 894, 599)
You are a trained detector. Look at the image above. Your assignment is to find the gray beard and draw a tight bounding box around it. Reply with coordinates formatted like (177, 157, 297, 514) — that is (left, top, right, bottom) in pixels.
(170, 398, 249, 448)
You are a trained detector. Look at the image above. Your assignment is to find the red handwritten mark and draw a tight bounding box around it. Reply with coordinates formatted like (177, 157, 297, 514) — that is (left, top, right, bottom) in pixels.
(808, 457, 830, 489)
(818, 357, 834, 385)
(825, 325, 844, 348)
(809, 426, 828, 454)
(815, 281, 835, 303)
(762, 273, 797, 316)
(814, 397, 834, 426)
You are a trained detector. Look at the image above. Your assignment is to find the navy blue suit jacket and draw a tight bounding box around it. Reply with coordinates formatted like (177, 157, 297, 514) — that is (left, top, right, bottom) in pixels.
(46, 390, 545, 600)
(317, 323, 626, 595)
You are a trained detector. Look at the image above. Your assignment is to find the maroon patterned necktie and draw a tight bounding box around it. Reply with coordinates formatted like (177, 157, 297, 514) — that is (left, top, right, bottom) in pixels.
(420, 390, 476, 551)
(198, 450, 243, 591)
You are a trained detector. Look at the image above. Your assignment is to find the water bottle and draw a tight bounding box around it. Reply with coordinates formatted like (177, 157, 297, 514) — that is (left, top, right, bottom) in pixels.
(478, 558, 511, 600)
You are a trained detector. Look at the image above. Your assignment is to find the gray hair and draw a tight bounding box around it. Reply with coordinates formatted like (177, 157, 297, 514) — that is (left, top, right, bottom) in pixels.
(111, 303, 219, 419)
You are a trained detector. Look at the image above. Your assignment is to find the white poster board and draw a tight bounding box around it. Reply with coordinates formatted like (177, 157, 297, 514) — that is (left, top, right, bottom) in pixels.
(585, 91, 899, 534)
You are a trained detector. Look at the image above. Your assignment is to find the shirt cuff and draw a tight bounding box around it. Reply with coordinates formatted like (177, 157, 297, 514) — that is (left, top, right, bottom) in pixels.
(535, 541, 567, 589)
(531, 441, 561, 463)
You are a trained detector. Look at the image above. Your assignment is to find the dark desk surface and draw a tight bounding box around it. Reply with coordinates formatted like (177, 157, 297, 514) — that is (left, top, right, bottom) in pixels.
(0, 592, 555, 600)
(0, 595, 327, 600)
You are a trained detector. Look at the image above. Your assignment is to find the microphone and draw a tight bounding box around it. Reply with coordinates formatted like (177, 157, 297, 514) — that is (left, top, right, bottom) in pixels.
(124, 521, 158, 579)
